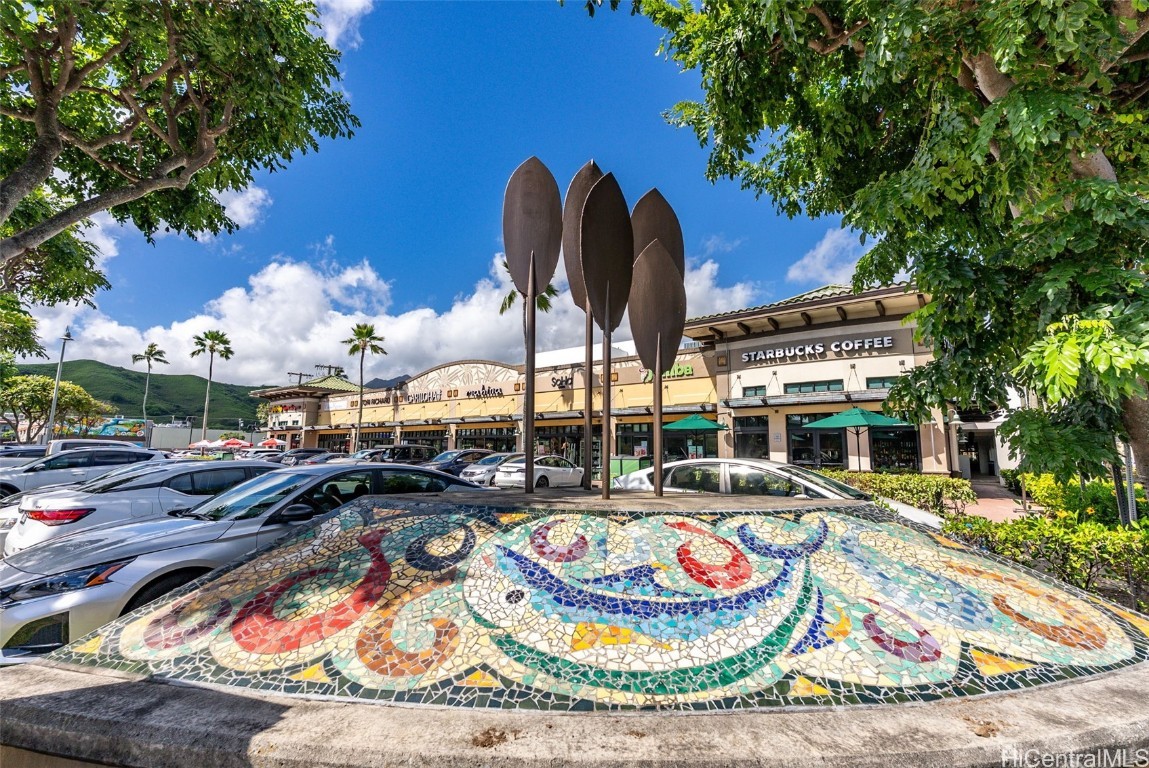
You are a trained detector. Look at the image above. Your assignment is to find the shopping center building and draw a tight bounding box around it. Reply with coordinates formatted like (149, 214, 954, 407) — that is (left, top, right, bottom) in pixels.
(252, 284, 1012, 478)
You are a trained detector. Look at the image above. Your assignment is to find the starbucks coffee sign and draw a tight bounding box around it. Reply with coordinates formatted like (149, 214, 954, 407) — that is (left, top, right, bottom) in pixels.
(739, 331, 908, 366)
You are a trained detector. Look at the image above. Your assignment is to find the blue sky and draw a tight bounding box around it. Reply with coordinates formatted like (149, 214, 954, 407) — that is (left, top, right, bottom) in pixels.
(30, 1, 869, 386)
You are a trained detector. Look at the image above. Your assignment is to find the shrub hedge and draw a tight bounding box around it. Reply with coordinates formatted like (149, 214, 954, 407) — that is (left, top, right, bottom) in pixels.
(818, 470, 977, 516)
(942, 513, 1148, 611)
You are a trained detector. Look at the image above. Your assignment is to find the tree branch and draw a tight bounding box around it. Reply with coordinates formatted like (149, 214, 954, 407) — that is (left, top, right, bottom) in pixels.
(1103, 4, 1149, 72)
(65, 37, 131, 93)
(1, 146, 216, 261)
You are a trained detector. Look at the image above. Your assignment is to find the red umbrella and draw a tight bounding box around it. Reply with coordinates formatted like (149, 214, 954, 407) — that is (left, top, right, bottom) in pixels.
(220, 438, 252, 448)
(260, 438, 286, 448)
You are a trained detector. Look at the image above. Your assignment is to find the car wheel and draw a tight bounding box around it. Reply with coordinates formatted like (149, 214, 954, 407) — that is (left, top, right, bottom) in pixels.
(120, 569, 210, 616)
(535, 475, 549, 488)
(0, 484, 18, 498)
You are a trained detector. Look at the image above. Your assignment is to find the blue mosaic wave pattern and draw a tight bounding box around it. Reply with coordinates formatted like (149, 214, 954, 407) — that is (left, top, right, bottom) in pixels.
(48, 501, 1149, 711)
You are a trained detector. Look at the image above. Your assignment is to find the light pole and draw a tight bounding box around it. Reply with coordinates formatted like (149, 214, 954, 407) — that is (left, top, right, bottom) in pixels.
(42, 327, 74, 445)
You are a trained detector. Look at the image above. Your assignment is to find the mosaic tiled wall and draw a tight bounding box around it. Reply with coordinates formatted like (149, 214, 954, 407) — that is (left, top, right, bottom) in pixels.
(51, 501, 1149, 711)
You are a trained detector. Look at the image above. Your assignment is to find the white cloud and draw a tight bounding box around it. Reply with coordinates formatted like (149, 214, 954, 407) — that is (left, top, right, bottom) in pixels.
(216, 186, 272, 229)
(23, 250, 758, 387)
(786, 228, 870, 286)
(315, 0, 375, 50)
(701, 234, 745, 258)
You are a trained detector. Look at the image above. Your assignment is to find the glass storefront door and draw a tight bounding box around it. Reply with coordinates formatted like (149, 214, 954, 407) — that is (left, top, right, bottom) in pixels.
(536, 425, 600, 472)
(733, 415, 771, 459)
(786, 414, 845, 469)
(870, 427, 921, 471)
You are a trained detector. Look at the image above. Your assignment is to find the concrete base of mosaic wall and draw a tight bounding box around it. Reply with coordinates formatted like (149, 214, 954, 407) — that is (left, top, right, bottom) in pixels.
(1, 491, 1148, 767)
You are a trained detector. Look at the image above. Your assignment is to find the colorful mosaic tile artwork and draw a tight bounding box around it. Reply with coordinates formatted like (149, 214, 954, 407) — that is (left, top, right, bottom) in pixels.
(49, 500, 1149, 711)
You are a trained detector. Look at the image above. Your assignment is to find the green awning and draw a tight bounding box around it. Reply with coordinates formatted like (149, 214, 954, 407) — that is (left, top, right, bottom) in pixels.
(802, 407, 910, 429)
(663, 414, 728, 432)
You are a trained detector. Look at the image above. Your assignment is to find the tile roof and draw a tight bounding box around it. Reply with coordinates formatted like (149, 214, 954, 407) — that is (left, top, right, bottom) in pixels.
(686, 282, 913, 325)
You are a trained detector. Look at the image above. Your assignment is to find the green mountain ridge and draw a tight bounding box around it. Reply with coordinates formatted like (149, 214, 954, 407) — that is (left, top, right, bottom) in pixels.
(16, 359, 272, 429)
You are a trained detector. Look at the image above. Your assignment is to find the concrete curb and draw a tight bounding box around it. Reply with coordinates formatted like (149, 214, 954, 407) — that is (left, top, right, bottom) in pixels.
(2, 660, 1148, 767)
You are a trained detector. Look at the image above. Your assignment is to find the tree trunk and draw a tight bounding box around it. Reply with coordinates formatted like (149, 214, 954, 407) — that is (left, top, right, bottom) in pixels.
(142, 365, 151, 422)
(1121, 390, 1148, 485)
(356, 350, 365, 452)
(201, 354, 214, 442)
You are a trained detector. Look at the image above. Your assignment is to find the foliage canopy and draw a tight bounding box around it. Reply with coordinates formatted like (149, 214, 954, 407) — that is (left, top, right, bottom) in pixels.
(631, 0, 1149, 480)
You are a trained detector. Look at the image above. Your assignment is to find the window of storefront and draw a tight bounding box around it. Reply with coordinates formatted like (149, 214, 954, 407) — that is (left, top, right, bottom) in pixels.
(733, 415, 771, 460)
(403, 429, 448, 453)
(866, 376, 901, 389)
(616, 423, 651, 457)
(358, 430, 394, 446)
(786, 413, 845, 469)
(317, 433, 349, 451)
(783, 380, 844, 394)
(742, 385, 766, 397)
(457, 427, 517, 452)
(870, 427, 921, 471)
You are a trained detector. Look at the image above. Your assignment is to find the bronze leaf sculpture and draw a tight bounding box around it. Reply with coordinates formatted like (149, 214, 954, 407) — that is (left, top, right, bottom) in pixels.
(502, 157, 563, 493)
(580, 172, 633, 498)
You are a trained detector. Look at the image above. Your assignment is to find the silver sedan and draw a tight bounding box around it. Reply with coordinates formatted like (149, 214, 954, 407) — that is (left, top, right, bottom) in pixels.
(0, 464, 482, 663)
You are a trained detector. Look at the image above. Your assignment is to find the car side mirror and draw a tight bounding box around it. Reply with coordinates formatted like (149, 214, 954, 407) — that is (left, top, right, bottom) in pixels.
(277, 503, 316, 522)
(26, 464, 44, 472)
(793, 493, 811, 500)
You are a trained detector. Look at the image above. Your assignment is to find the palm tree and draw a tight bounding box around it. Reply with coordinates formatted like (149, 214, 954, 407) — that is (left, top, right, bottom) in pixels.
(498, 258, 558, 333)
(343, 323, 387, 452)
(190, 330, 234, 442)
(130, 343, 168, 422)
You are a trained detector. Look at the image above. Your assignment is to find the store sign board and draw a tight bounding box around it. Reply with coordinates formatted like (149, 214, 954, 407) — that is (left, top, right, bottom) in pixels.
(406, 390, 442, 404)
(640, 362, 693, 383)
(738, 330, 911, 367)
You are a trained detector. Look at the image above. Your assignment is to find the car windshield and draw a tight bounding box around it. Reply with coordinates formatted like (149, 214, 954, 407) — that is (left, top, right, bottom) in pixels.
(430, 451, 461, 462)
(475, 453, 515, 466)
(348, 450, 378, 459)
(77, 462, 173, 493)
(189, 471, 312, 522)
(783, 465, 870, 500)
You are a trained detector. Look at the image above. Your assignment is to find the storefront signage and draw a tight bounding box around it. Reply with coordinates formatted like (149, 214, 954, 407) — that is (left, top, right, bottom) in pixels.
(465, 386, 504, 399)
(551, 374, 574, 389)
(740, 335, 895, 364)
(357, 395, 395, 407)
(405, 390, 442, 404)
(640, 363, 693, 383)
(271, 404, 303, 413)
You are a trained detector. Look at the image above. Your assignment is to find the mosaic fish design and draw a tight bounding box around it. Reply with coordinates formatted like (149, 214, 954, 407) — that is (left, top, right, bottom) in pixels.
(49, 501, 1149, 711)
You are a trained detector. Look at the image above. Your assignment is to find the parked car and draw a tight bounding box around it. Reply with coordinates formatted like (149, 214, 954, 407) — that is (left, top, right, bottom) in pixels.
(0, 448, 163, 498)
(420, 449, 493, 476)
(0, 463, 485, 662)
(236, 448, 284, 460)
(0, 446, 47, 468)
(610, 458, 941, 529)
(277, 448, 329, 466)
(494, 454, 584, 488)
(298, 453, 348, 465)
(458, 452, 523, 486)
(2, 461, 279, 557)
(331, 444, 438, 465)
(0, 460, 197, 552)
(46, 438, 143, 455)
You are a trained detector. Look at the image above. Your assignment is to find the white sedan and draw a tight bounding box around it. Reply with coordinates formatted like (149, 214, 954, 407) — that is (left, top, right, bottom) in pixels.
(494, 455, 584, 489)
(611, 457, 941, 529)
(458, 452, 523, 486)
(3, 461, 277, 557)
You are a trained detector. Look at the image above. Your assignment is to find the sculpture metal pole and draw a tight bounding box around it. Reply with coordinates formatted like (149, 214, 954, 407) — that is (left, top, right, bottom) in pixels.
(562, 160, 603, 491)
(524, 256, 537, 494)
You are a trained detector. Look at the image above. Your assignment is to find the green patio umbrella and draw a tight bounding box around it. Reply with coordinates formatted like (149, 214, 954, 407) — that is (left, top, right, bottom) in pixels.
(802, 407, 911, 471)
(662, 414, 728, 432)
(663, 414, 727, 459)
